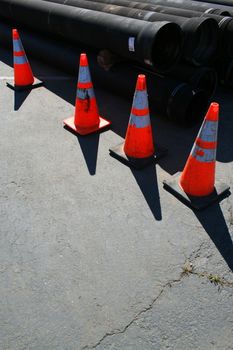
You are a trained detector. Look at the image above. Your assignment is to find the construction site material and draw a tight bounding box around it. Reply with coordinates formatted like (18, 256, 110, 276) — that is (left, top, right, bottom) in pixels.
(64, 0, 233, 60)
(43, 0, 219, 65)
(109, 74, 165, 169)
(193, 0, 233, 16)
(0, 19, 208, 125)
(0, 0, 183, 73)
(6, 29, 43, 91)
(115, 3, 230, 17)
(193, 0, 233, 6)
(48, 0, 230, 15)
(139, 0, 233, 16)
(63, 53, 111, 135)
(163, 102, 230, 209)
(137, 6, 233, 60)
(114, 0, 232, 15)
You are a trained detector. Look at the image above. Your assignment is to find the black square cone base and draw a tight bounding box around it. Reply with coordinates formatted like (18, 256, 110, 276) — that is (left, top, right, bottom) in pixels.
(6, 79, 44, 91)
(109, 142, 167, 169)
(63, 116, 111, 136)
(163, 173, 230, 210)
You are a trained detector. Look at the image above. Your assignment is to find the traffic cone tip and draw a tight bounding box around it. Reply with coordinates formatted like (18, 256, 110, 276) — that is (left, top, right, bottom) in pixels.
(80, 53, 88, 66)
(205, 102, 219, 121)
(12, 29, 19, 39)
(136, 74, 146, 91)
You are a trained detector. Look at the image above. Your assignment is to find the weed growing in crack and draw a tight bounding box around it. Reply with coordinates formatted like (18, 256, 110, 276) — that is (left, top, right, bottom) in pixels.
(181, 263, 233, 289)
(208, 274, 224, 286)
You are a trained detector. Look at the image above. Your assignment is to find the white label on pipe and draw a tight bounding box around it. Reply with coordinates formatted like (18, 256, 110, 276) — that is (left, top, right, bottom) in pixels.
(128, 37, 135, 52)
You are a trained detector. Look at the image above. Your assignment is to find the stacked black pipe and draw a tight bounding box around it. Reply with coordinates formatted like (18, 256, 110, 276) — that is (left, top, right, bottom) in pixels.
(42, 0, 219, 66)
(0, 0, 231, 124)
(0, 18, 209, 125)
(53, 0, 232, 88)
(40, 0, 223, 92)
(51, 0, 231, 89)
(0, 0, 184, 72)
(188, 0, 233, 9)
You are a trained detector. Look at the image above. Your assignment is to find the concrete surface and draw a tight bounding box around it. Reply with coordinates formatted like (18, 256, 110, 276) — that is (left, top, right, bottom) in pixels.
(0, 48, 232, 350)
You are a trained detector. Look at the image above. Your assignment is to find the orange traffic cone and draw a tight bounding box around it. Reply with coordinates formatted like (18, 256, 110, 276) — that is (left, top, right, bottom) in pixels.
(63, 53, 111, 135)
(6, 29, 43, 91)
(109, 74, 166, 169)
(163, 102, 230, 209)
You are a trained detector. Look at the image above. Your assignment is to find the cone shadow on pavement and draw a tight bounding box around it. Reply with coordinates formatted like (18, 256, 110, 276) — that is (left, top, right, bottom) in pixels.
(63, 125, 100, 175)
(14, 90, 31, 111)
(194, 203, 233, 271)
(76, 134, 100, 176)
(131, 165, 162, 221)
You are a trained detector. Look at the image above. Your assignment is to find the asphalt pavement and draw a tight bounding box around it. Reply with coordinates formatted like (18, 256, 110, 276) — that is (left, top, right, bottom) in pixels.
(0, 47, 232, 350)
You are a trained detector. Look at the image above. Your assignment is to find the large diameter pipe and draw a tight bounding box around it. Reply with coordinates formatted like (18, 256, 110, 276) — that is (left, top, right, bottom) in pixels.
(104, 0, 232, 15)
(42, 0, 219, 65)
(124, 3, 230, 16)
(0, 19, 208, 125)
(0, 0, 183, 73)
(144, 6, 233, 59)
(192, 0, 233, 15)
(193, 0, 233, 6)
(44, 0, 231, 17)
(105, 0, 233, 59)
(158, 9, 233, 59)
(42, 0, 229, 14)
(57, 0, 230, 15)
(66, 0, 233, 60)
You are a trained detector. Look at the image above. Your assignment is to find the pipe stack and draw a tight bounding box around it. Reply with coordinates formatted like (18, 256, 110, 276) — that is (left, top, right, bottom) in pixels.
(0, 19, 208, 125)
(44, 0, 231, 89)
(0, 0, 232, 124)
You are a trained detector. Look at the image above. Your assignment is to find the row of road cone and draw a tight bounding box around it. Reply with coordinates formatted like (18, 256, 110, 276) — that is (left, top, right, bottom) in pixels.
(8, 29, 230, 210)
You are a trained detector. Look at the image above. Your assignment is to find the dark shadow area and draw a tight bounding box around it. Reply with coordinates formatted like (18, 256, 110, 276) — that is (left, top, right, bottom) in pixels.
(214, 87, 233, 163)
(64, 125, 100, 176)
(44, 77, 77, 105)
(1, 46, 233, 176)
(14, 89, 31, 111)
(151, 118, 200, 175)
(77, 133, 100, 176)
(131, 165, 162, 221)
(0, 47, 200, 175)
(1, 47, 12, 65)
(194, 203, 233, 271)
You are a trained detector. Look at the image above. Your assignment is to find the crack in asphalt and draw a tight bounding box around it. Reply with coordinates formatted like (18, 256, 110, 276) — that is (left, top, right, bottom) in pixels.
(81, 240, 233, 350)
(80, 275, 185, 350)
